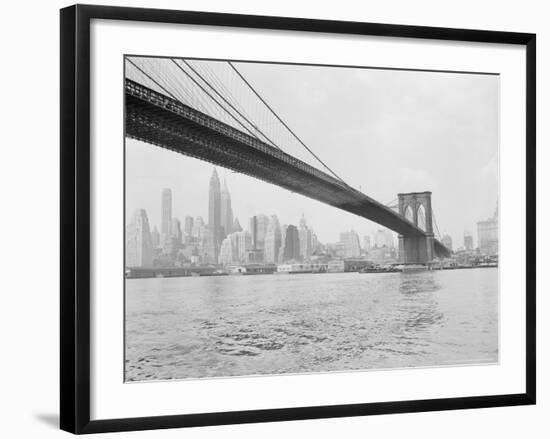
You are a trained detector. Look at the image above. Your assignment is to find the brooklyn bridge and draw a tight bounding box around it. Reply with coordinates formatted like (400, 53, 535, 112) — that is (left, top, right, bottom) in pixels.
(125, 57, 451, 264)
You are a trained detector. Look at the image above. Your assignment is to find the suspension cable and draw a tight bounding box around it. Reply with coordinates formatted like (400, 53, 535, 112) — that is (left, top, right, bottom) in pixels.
(179, 59, 282, 150)
(432, 210, 442, 239)
(126, 58, 179, 101)
(228, 61, 348, 185)
(169, 59, 264, 140)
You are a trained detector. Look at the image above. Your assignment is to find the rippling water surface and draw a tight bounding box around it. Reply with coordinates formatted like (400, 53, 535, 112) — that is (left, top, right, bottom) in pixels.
(125, 269, 498, 381)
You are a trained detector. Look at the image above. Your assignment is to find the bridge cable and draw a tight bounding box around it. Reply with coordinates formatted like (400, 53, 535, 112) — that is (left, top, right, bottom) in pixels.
(432, 211, 442, 240)
(169, 62, 244, 131)
(169, 59, 265, 140)
(178, 59, 282, 151)
(228, 61, 348, 185)
(192, 62, 265, 137)
(198, 62, 284, 151)
(126, 58, 179, 101)
(130, 58, 237, 135)
(128, 58, 219, 119)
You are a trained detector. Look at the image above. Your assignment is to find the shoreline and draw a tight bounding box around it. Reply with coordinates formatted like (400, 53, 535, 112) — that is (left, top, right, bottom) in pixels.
(125, 264, 498, 280)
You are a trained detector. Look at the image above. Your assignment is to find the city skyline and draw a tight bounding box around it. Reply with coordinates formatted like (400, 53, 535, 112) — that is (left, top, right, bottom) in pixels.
(126, 147, 496, 251)
(126, 168, 391, 248)
(125, 165, 497, 269)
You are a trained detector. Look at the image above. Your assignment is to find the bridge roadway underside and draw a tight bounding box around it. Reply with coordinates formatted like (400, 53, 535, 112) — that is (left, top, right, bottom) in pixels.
(125, 80, 449, 258)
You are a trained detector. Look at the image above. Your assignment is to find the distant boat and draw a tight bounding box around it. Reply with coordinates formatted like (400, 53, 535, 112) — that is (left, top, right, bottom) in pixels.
(191, 271, 228, 277)
(477, 262, 498, 268)
(402, 264, 428, 273)
(359, 266, 401, 274)
(276, 263, 328, 274)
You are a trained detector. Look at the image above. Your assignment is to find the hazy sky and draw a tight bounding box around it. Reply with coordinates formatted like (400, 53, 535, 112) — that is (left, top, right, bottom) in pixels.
(126, 59, 498, 247)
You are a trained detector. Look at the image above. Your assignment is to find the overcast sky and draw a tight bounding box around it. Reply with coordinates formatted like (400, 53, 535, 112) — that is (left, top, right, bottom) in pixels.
(126, 59, 498, 247)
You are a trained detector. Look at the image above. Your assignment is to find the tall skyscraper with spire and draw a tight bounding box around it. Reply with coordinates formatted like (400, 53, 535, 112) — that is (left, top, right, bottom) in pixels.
(233, 217, 242, 233)
(206, 169, 222, 262)
(161, 188, 172, 246)
(299, 214, 313, 261)
(220, 179, 233, 238)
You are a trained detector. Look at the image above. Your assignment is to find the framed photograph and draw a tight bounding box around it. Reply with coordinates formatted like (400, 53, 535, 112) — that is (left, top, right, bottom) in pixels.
(60, 4, 536, 434)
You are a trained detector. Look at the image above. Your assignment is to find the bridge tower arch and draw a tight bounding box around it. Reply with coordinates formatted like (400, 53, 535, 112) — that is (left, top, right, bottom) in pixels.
(397, 191, 435, 264)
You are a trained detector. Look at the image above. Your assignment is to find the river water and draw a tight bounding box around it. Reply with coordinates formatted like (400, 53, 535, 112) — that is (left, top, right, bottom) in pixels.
(125, 268, 498, 381)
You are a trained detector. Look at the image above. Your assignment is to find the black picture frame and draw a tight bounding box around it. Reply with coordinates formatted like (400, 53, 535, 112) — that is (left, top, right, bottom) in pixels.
(60, 4, 536, 434)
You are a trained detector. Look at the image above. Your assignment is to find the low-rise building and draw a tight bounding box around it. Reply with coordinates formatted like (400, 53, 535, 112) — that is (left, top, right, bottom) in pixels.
(327, 260, 345, 272)
(276, 263, 328, 274)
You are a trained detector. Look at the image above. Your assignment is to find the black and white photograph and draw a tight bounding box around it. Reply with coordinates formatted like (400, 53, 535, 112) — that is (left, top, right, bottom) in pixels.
(0, 0, 544, 436)
(124, 56, 499, 382)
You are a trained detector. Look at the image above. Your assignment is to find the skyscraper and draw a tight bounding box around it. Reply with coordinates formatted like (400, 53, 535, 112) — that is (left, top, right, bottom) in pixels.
(246, 215, 266, 262)
(298, 214, 313, 262)
(299, 214, 307, 230)
(233, 217, 242, 233)
(442, 234, 453, 250)
(281, 224, 300, 262)
(161, 188, 172, 244)
(184, 216, 194, 236)
(236, 231, 252, 262)
(206, 169, 222, 263)
(249, 216, 257, 247)
(171, 218, 182, 246)
(464, 232, 473, 251)
(126, 209, 153, 267)
(151, 226, 160, 248)
(375, 229, 394, 248)
(311, 231, 320, 255)
(220, 179, 233, 238)
(192, 216, 205, 239)
(477, 202, 498, 255)
(219, 232, 244, 265)
(219, 236, 234, 266)
(340, 230, 361, 258)
(279, 224, 287, 262)
(248, 214, 269, 249)
(363, 235, 371, 253)
(264, 215, 282, 263)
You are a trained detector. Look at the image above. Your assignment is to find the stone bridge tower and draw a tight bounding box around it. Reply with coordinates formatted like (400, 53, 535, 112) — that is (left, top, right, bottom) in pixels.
(397, 191, 435, 264)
